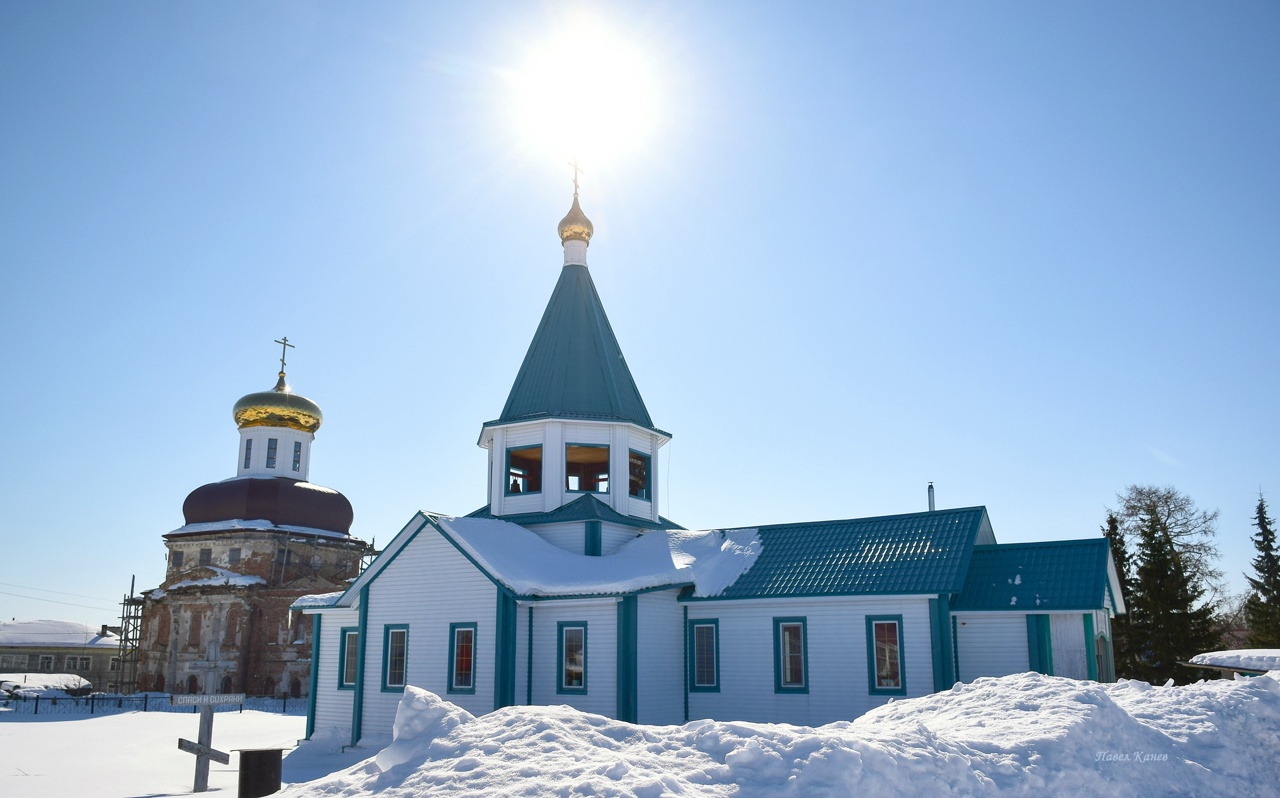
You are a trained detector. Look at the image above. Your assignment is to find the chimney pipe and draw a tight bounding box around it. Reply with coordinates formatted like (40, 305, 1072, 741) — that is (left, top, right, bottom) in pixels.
(928, 482, 935, 512)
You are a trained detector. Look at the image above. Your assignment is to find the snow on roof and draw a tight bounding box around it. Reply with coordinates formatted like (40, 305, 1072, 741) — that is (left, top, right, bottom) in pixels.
(162, 567, 266, 593)
(166, 518, 351, 539)
(1188, 649, 1280, 673)
(437, 517, 760, 598)
(0, 620, 119, 649)
(291, 591, 344, 610)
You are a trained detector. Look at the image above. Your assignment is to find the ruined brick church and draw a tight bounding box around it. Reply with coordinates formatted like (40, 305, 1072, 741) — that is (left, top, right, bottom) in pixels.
(138, 342, 372, 696)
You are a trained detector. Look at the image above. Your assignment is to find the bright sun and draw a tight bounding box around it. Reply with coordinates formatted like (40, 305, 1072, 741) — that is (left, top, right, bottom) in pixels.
(505, 18, 661, 169)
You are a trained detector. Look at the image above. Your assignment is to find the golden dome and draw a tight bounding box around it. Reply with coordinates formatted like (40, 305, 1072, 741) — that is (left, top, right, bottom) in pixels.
(232, 372, 323, 433)
(557, 194, 594, 244)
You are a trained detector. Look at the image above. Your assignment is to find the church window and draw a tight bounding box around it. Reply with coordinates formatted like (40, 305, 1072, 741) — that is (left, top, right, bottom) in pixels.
(228, 548, 241, 566)
(448, 623, 477, 694)
(628, 450, 651, 500)
(506, 446, 542, 495)
(558, 622, 587, 693)
(382, 625, 408, 691)
(566, 445, 609, 493)
(689, 620, 719, 691)
(339, 628, 359, 689)
(199, 548, 212, 567)
(171, 550, 184, 569)
(266, 438, 278, 469)
(243, 439, 252, 469)
(867, 616, 905, 694)
(773, 618, 807, 692)
(292, 441, 302, 472)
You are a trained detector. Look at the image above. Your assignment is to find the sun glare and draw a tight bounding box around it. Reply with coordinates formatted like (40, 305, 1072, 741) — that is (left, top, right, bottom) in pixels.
(506, 18, 661, 169)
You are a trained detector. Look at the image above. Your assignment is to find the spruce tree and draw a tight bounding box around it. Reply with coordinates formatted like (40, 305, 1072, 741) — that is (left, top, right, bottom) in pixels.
(1244, 493, 1280, 647)
(1128, 504, 1220, 684)
(1102, 512, 1137, 676)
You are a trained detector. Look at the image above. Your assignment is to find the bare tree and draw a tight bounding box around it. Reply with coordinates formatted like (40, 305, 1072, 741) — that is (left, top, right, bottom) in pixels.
(1110, 484, 1224, 602)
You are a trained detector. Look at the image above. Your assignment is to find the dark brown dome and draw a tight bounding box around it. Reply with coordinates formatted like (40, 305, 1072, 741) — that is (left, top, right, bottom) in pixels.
(182, 477, 353, 535)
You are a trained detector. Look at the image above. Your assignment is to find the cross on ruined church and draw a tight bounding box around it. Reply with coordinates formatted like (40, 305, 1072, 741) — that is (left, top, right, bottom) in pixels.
(274, 336, 294, 373)
(569, 159, 584, 196)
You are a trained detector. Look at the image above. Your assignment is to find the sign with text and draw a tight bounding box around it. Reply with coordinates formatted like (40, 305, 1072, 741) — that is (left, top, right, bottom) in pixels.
(171, 693, 246, 706)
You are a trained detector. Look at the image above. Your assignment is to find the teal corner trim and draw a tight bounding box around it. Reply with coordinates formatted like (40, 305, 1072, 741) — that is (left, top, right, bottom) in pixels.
(951, 615, 960, 682)
(682, 605, 689, 722)
(686, 618, 720, 693)
(1083, 614, 1098, 682)
(586, 520, 602, 557)
(616, 596, 638, 722)
(556, 620, 589, 695)
(1026, 615, 1053, 675)
(495, 591, 518, 710)
(446, 623, 478, 695)
(351, 586, 369, 747)
(772, 617, 809, 694)
(866, 615, 907, 696)
(526, 606, 534, 706)
(305, 614, 321, 739)
(928, 598, 953, 692)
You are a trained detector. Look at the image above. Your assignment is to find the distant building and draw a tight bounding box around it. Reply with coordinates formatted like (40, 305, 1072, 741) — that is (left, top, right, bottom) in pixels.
(139, 355, 372, 696)
(298, 189, 1125, 745)
(0, 620, 121, 693)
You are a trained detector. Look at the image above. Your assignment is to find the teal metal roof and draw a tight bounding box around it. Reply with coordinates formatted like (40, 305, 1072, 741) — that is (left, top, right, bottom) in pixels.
(486, 263, 666, 435)
(952, 539, 1112, 611)
(466, 494, 684, 530)
(694, 507, 992, 600)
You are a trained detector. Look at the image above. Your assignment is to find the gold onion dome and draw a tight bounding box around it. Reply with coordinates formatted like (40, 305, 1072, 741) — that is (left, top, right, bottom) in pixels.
(232, 372, 323, 433)
(557, 194, 594, 243)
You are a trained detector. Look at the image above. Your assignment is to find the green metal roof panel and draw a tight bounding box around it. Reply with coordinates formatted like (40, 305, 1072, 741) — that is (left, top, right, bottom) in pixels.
(466, 494, 684, 530)
(490, 263, 659, 432)
(706, 507, 990, 599)
(952, 538, 1111, 611)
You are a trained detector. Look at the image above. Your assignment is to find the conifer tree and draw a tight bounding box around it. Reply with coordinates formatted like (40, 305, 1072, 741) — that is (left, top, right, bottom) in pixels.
(1102, 512, 1137, 677)
(1127, 503, 1220, 684)
(1244, 493, 1280, 647)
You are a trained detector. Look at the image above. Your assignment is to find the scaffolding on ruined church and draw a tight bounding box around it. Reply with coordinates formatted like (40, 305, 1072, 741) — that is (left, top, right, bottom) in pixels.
(116, 576, 144, 695)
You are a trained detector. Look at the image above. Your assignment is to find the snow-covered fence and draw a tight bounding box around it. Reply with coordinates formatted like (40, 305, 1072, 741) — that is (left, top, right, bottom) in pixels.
(0, 693, 306, 717)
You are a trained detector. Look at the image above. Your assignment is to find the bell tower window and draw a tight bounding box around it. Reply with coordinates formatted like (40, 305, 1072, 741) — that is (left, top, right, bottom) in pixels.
(628, 450, 651, 500)
(292, 441, 302, 472)
(266, 438, 278, 469)
(507, 446, 542, 495)
(566, 445, 609, 493)
(243, 439, 253, 469)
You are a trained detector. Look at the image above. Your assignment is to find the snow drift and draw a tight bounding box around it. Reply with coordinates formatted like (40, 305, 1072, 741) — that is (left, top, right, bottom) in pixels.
(277, 671, 1280, 797)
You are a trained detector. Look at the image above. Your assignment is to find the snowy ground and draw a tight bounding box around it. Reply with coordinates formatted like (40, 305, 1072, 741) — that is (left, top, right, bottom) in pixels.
(5, 672, 1280, 797)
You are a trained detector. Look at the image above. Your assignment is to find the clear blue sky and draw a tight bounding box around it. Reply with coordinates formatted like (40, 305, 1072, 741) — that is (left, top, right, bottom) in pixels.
(2, 2, 1277, 628)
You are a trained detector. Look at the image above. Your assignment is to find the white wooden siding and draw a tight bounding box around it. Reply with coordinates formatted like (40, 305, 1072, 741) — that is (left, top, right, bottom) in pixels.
(529, 522, 587, 553)
(311, 607, 358, 735)
(687, 596, 934, 725)
(954, 613, 1028, 682)
(358, 526, 498, 742)
(1050, 614, 1087, 680)
(636, 590, 683, 725)
(601, 522, 640, 555)
(528, 599, 617, 717)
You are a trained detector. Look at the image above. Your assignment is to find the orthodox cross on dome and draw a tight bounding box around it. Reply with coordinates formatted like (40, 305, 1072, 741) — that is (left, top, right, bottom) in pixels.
(274, 336, 294, 375)
(569, 159, 583, 196)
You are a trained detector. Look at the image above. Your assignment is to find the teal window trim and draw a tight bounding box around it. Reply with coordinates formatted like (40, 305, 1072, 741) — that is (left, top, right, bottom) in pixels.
(448, 623, 478, 694)
(381, 624, 409, 692)
(627, 449, 651, 501)
(557, 621, 588, 694)
(772, 617, 809, 693)
(337, 627, 359, 690)
(867, 615, 907, 696)
(506, 445, 543, 496)
(565, 443, 610, 494)
(688, 619, 720, 692)
(585, 520, 602, 557)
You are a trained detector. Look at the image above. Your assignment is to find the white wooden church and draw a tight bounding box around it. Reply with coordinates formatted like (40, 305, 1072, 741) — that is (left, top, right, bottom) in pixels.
(297, 190, 1125, 745)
